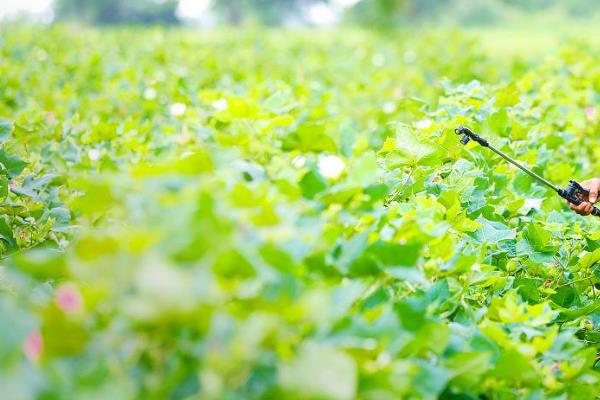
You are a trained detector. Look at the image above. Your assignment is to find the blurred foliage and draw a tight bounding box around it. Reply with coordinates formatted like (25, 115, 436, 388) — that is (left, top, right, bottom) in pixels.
(211, 0, 321, 26)
(1, 23, 600, 399)
(347, 0, 451, 28)
(346, 0, 600, 27)
(55, 0, 179, 25)
(48, 0, 600, 27)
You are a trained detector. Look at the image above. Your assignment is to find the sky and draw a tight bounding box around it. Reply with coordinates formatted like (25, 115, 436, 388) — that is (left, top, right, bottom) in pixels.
(1, 0, 54, 20)
(0, 0, 362, 24)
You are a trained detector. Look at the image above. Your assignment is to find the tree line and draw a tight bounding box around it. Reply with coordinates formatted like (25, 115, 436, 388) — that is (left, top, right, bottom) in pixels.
(55, 0, 600, 26)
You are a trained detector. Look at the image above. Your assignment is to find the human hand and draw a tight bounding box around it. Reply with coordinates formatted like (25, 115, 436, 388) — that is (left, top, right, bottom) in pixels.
(568, 178, 600, 216)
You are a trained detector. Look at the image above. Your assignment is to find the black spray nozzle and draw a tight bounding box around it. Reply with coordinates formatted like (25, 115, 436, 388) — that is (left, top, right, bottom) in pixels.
(454, 126, 488, 147)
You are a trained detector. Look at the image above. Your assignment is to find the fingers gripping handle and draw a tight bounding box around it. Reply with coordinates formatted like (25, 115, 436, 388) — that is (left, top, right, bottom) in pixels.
(584, 191, 600, 217)
(560, 181, 600, 218)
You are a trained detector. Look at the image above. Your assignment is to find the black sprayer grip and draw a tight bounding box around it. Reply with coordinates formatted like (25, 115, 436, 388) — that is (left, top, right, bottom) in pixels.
(559, 181, 600, 218)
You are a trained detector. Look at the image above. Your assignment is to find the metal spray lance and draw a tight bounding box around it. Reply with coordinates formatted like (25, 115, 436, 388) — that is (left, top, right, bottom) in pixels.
(455, 126, 600, 217)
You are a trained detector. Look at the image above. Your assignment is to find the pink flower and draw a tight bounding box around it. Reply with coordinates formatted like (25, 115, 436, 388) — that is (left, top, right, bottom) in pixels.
(55, 283, 83, 314)
(585, 106, 596, 121)
(45, 112, 56, 124)
(8, 181, 16, 190)
(23, 330, 43, 362)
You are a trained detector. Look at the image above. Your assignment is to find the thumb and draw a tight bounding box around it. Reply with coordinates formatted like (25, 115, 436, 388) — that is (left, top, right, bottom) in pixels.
(590, 180, 600, 203)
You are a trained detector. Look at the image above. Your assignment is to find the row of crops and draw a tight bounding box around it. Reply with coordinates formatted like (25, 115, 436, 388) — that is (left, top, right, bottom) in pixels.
(1, 25, 600, 398)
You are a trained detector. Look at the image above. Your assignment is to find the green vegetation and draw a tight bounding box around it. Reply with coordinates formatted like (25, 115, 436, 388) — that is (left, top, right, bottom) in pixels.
(1, 24, 600, 399)
(55, 0, 180, 25)
(50, 0, 600, 27)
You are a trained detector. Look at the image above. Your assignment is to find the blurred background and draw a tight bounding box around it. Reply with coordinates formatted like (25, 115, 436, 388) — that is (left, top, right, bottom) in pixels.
(2, 1, 600, 399)
(2, 0, 600, 28)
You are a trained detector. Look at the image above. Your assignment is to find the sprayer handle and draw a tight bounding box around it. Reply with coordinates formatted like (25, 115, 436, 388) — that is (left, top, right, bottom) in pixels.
(562, 184, 600, 217)
(571, 185, 600, 217)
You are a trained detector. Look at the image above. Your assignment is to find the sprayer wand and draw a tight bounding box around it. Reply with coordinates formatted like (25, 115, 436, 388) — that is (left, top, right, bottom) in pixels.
(455, 126, 600, 217)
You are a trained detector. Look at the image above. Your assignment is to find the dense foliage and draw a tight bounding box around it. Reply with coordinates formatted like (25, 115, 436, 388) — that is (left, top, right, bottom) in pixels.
(1, 25, 600, 399)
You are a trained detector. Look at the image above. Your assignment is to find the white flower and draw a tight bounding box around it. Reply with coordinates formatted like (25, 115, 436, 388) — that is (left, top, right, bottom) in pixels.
(523, 198, 543, 210)
(144, 88, 157, 100)
(292, 155, 306, 168)
(88, 149, 101, 161)
(318, 155, 345, 179)
(382, 102, 395, 114)
(212, 99, 228, 111)
(169, 103, 187, 116)
(416, 119, 432, 130)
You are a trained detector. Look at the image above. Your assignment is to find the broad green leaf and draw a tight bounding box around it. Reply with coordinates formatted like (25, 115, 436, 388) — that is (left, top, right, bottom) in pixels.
(491, 349, 537, 383)
(282, 124, 337, 153)
(366, 241, 421, 267)
(384, 125, 441, 168)
(395, 297, 427, 331)
(495, 83, 520, 107)
(485, 109, 509, 137)
(0, 150, 27, 179)
(470, 216, 515, 243)
(579, 249, 600, 270)
(515, 277, 542, 303)
(551, 285, 579, 308)
(412, 361, 451, 398)
(444, 351, 492, 387)
(299, 170, 327, 199)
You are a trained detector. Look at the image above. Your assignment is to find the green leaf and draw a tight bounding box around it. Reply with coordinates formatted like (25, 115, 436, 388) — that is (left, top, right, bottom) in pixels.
(395, 297, 427, 331)
(299, 170, 327, 199)
(551, 286, 579, 308)
(282, 124, 337, 153)
(366, 241, 421, 267)
(495, 83, 520, 107)
(0, 215, 14, 246)
(0, 150, 27, 179)
(579, 249, 600, 270)
(470, 216, 515, 244)
(515, 277, 543, 303)
(0, 178, 7, 199)
(555, 299, 600, 322)
(49, 207, 72, 232)
(486, 109, 510, 137)
(444, 351, 492, 387)
(516, 223, 558, 262)
(0, 119, 12, 144)
(213, 249, 255, 279)
(522, 223, 551, 249)
(384, 125, 441, 168)
(491, 349, 537, 383)
(412, 361, 451, 398)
